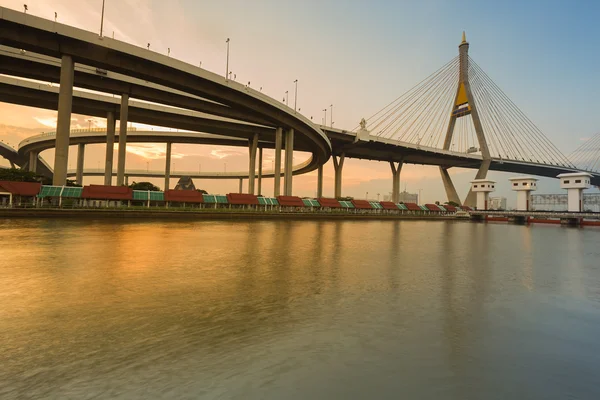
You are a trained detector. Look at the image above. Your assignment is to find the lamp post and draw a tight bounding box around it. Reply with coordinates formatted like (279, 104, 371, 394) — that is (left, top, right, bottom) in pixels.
(100, 0, 104, 36)
(225, 38, 230, 80)
(418, 189, 423, 205)
(54, 12, 57, 22)
(323, 109, 327, 126)
(377, 193, 380, 201)
(366, 191, 368, 200)
(293, 79, 298, 112)
(23, 4, 27, 14)
(330, 104, 333, 127)
(285, 91, 288, 106)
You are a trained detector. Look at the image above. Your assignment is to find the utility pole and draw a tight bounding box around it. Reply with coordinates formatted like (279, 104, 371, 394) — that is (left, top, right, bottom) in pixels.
(330, 104, 333, 127)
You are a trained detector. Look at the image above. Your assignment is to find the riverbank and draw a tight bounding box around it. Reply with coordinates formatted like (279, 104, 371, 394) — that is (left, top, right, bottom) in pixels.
(0, 208, 462, 221)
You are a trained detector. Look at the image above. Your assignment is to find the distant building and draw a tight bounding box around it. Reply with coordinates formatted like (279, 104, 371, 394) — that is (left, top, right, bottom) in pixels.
(383, 193, 392, 202)
(398, 191, 418, 204)
(489, 196, 507, 210)
(174, 176, 196, 191)
(532, 193, 600, 212)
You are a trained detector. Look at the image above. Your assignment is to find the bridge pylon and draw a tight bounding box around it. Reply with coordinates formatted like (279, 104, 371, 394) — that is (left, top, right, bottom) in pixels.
(441, 32, 491, 206)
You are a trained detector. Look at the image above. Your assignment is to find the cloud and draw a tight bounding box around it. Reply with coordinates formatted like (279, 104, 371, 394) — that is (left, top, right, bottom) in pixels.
(210, 148, 246, 159)
(126, 144, 184, 160)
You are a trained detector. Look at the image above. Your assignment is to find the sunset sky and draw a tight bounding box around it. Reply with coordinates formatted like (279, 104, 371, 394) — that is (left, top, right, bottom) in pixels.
(1, 0, 599, 204)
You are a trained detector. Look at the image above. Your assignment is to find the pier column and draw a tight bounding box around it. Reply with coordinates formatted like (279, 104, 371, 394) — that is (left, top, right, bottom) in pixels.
(390, 161, 403, 203)
(440, 167, 462, 205)
(274, 127, 283, 197)
(116, 93, 129, 186)
(76, 144, 85, 185)
(257, 147, 263, 195)
(464, 159, 491, 207)
(53, 55, 75, 186)
(248, 133, 258, 194)
(510, 176, 537, 211)
(164, 142, 172, 191)
(284, 128, 294, 195)
(28, 151, 38, 173)
(333, 153, 345, 198)
(317, 164, 323, 198)
(104, 111, 116, 185)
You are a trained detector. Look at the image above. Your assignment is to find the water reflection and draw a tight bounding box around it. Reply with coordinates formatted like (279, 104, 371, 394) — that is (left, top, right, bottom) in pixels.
(1, 219, 600, 399)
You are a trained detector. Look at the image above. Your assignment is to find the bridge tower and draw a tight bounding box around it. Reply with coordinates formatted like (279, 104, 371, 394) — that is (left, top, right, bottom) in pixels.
(441, 32, 491, 206)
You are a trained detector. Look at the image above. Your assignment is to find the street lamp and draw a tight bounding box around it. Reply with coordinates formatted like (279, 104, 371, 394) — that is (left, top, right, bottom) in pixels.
(23, 4, 27, 14)
(285, 91, 289, 106)
(54, 12, 57, 22)
(323, 108, 327, 126)
(293, 79, 298, 112)
(99, 0, 105, 36)
(168, 48, 170, 57)
(377, 193, 380, 201)
(418, 189, 423, 205)
(330, 104, 333, 127)
(366, 191, 368, 200)
(225, 38, 230, 80)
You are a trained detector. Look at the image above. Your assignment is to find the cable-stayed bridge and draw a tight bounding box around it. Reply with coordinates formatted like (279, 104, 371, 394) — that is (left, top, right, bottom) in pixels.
(0, 6, 598, 203)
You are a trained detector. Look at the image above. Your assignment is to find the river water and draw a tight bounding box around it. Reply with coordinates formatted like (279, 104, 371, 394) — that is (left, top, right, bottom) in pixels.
(1, 219, 600, 399)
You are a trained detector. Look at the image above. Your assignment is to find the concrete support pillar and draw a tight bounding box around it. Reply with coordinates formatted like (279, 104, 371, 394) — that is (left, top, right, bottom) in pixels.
(53, 55, 75, 186)
(164, 142, 172, 191)
(124, 175, 129, 186)
(248, 133, 258, 194)
(239, 178, 243, 194)
(390, 161, 403, 203)
(28, 151, 38, 173)
(317, 164, 323, 198)
(274, 127, 283, 197)
(332, 153, 345, 199)
(440, 167, 461, 205)
(104, 111, 116, 185)
(116, 93, 129, 186)
(284, 128, 294, 196)
(9, 161, 16, 169)
(464, 159, 491, 207)
(76, 144, 85, 185)
(257, 147, 263, 195)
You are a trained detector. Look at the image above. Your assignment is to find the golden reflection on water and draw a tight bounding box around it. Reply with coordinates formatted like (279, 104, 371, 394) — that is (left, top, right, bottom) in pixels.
(1, 219, 600, 399)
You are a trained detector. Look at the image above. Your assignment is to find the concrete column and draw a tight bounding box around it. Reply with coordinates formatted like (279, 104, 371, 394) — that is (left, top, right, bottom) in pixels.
(53, 55, 75, 186)
(28, 151, 38, 173)
(332, 153, 345, 198)
(284, 128, 294, 195)
(104, 111, 116, 185)
(440, 167, 461, 205)
(248, 133, 258, 194)
(317, 164, 323, 198)
(257, 147, 263, 195)
(76, 143, 85, 185)
(464, 159, 491, 207)
(164, 142, 172, 191)
(274, 127, 283, 197)
(390, 161, 403, 203)
(116, 93, 129, 186)
(125, 175, 129, 186)
(239, 178, 243, 193)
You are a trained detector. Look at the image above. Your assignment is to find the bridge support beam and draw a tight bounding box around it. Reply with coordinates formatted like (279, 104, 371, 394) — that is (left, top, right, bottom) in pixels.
(284, 128, 294, 196)
(317, 164, 323, 198)
(463, 159, 491, 207)
(248, 133, 258, 194)
(274, 127, 283, 197)
(76, 144, 85, 185)
(440, 167, 461, 205)
(164, 142, 172, 191)
(53, 54, 74, 186)
(28, 151, 38, 173)
(257, 147, 263, 196)
(116, 93, 129, 186)
(9, 161, 15, 169)
(333, 153, 345, 198)
(390, 161, 403, 203)
(104, 111, 116, 185)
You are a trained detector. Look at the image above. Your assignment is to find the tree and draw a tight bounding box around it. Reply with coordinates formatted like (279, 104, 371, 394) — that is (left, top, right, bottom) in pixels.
(0, 167, 49, 183)
(129, 181, 160, 191)
(445, 200, 460, 207)
(196, 189, 208, 194)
